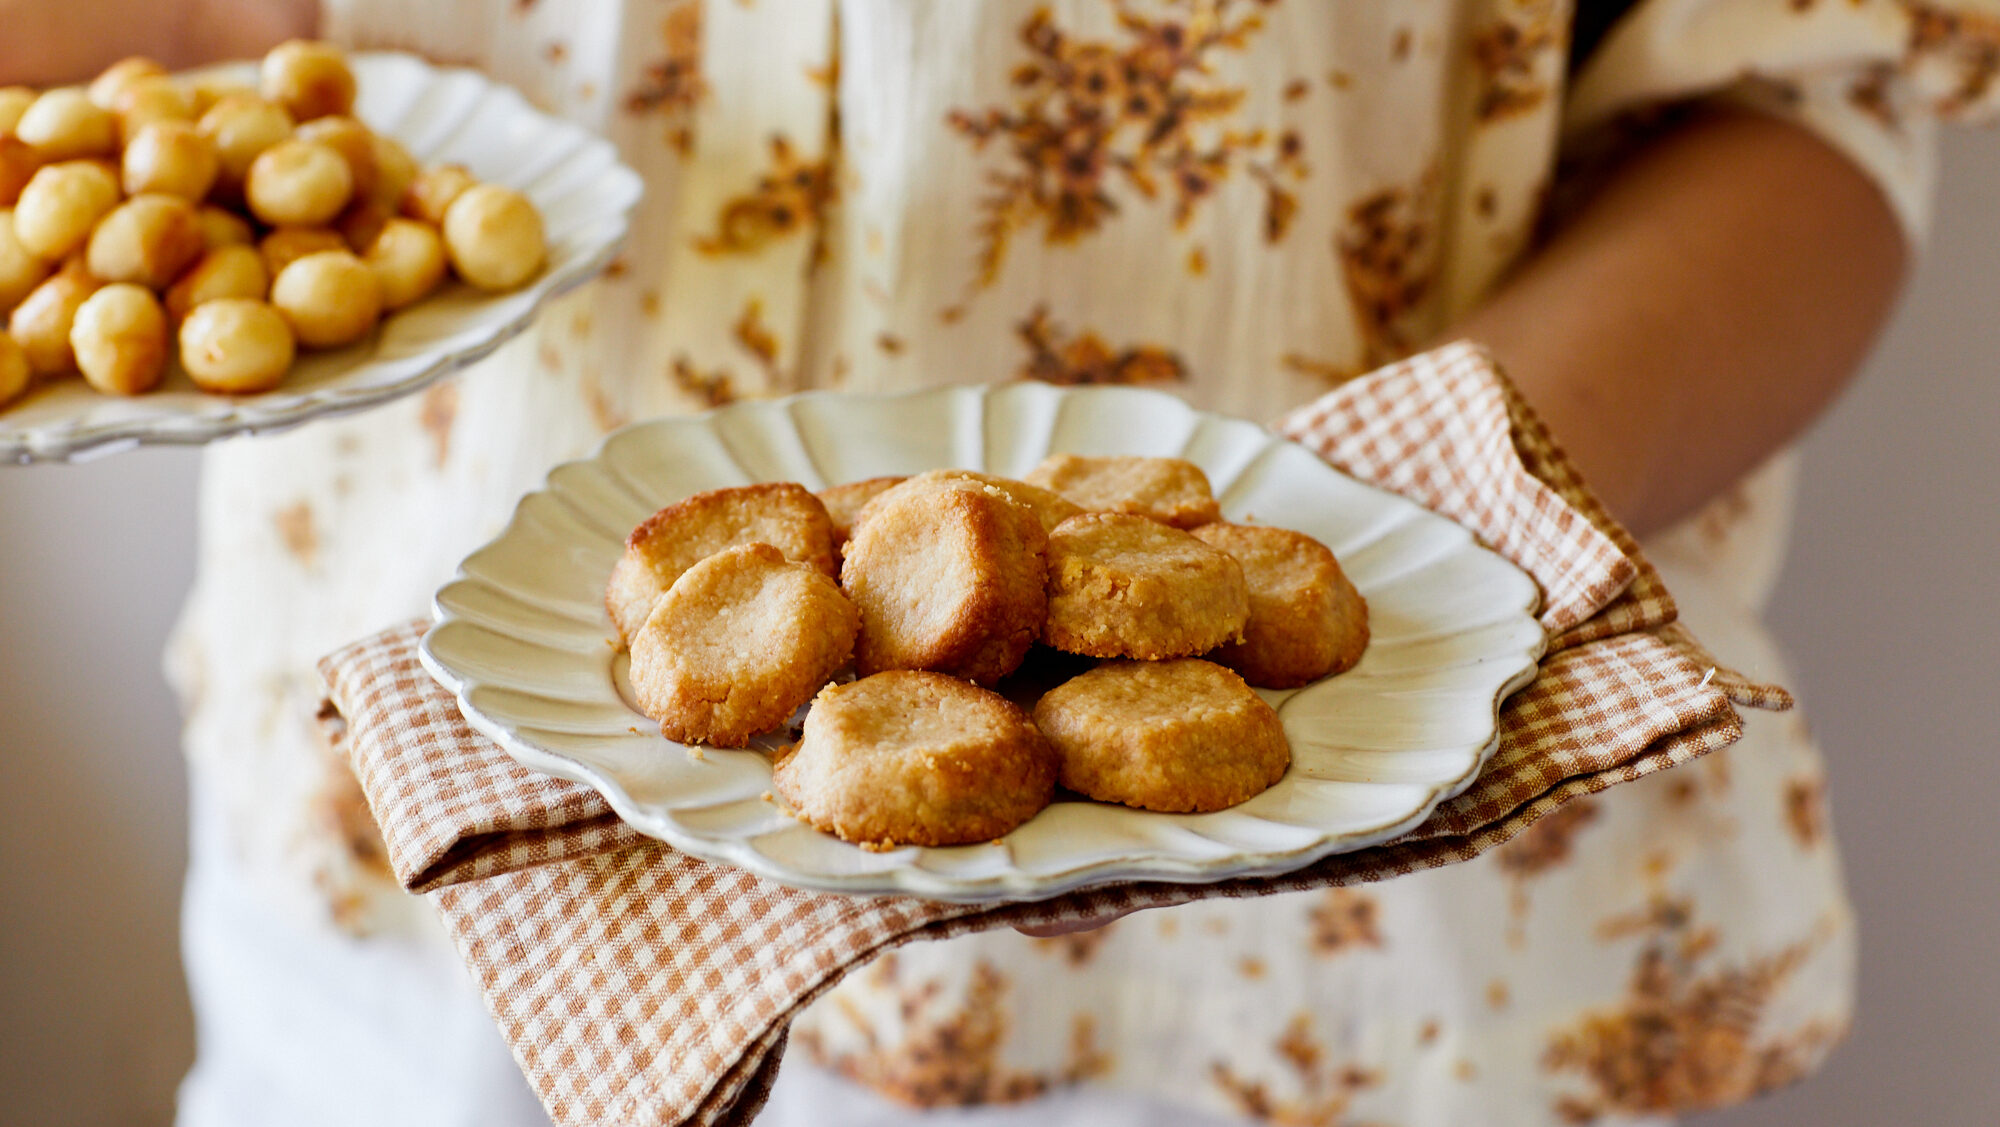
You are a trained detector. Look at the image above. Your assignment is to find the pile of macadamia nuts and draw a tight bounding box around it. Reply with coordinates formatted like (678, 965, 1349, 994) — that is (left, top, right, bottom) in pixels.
(0, 40, 548, 409)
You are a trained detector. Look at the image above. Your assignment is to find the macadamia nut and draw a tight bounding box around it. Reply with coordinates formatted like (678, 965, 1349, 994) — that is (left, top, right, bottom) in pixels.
(111, 76, 196, 145)
(13, 160, 120, 261)
(259, 226, 346, 276)
(86, 194, 205, 289)
(197, 93, 293, 196)
(0, 137, 37, 207)
(294, 115, 379, 200)
(442, 183, 545, 291)
(71, 282, 168, 395)
(271, 249, 381, 347)
(363, 217, 447, 310)
(401, 163, 475, 226)
(8, 262, 100, 376)
(246, 138, 353, 227)
(15, 88, 117, 161)
(0, 332, 28, 406)
(179, 298, 294, 393)
(87, 58, 167, 110)
(165, 244, 268, 323)
(0, 87, 36, 136)
(367, 133, 417, 212)
(195, 205, 255, 250)
(0, 211, 51, 315)
(260, 40, 357, 122)
(122, 120, 220, 200)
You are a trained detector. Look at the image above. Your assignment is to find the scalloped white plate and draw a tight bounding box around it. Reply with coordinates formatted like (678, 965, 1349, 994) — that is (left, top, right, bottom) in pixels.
(421, 383, 1546, 902)
(1, 52, 642, 464)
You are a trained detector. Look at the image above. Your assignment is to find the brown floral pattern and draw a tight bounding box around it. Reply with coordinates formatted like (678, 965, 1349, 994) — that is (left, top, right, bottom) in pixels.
(1545, 895, 1827, 1118)
(732, 297, 782, 384)
(304, 748, 395, 932)
(1784, 775, 1828, 849)
(1498, 798, 1602, 946)
(1015, 305, 1188, 387)
(1307, 888, 1383, 955)
(1212, 1013, 1384, 1125)
(798, 959, 1111, 1106)
(625, 0, 706, 153)
(1032, 925, 1115, 966)
(417, 380, 459, 468)
(1337, 165, 1441, 368)
(670, 355, 738, 406)
(947, 0, 1302, 295)
(1470, 0, 1563, 123)
(272, 501, 319, 570)
(1902, 1, 2000, 115)
(579, 371, 629, 434)
(695, 135, 835, 256)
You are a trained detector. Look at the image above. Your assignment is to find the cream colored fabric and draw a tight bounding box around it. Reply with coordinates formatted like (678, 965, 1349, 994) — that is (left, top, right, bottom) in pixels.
(168, 0, 1996, 1122)
(315, 344, 1778, 1127)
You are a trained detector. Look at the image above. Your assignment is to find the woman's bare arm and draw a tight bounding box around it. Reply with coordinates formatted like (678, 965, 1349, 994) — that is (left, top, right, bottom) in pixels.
(1450, 106, 1909, 537)
(0, 0, 316, 85)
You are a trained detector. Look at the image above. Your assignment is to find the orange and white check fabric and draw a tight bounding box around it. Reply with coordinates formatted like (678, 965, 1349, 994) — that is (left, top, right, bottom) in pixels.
(318, 341, 1789, 1127)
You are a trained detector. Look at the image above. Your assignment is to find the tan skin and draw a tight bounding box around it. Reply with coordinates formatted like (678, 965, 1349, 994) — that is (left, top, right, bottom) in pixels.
(1459, 105, 1909, 538)
(4, 9, 1907, 934)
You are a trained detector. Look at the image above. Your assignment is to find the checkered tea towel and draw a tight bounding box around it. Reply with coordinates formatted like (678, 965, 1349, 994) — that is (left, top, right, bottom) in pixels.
(318, 340, 1791, 1127)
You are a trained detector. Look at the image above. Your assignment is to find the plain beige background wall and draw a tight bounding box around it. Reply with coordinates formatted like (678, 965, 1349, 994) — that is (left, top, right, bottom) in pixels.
(3, 131, 1998, 1127)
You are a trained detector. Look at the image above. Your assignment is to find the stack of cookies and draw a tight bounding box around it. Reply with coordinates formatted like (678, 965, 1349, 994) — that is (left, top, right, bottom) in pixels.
(606, 454, 1369, 851)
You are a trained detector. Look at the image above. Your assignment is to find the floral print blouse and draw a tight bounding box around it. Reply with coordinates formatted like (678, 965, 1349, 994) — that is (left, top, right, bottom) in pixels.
(165, 1, 1999, 1123)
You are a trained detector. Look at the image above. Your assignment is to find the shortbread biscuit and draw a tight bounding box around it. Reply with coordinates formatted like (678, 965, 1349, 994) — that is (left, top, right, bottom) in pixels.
(1024, 453, 1222, 529)
(628, 543, 857, 747)
(816, 475, 906, 553)
(897, 469, 1084, 533)
(606, 482, 836, 646)
(1042, 512, 1248, 660)
(772, 671, 1057, 848)
(1033, 658, 1289, 813)
(1192, 523, 1369, 688)
(841, 481, 1048, 685)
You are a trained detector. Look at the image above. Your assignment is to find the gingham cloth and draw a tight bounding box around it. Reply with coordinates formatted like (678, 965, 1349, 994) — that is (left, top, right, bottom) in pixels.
(318, 341, 1790, 1127)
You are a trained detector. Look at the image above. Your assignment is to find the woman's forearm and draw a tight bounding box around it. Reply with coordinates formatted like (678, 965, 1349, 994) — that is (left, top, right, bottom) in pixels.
(0, 0, 316, 85)
(1448, 106, 1908, 537)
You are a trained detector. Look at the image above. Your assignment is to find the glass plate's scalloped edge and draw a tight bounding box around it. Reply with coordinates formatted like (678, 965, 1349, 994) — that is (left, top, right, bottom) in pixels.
(1, 53, 643, 465)
(420, 382, 1551, 904)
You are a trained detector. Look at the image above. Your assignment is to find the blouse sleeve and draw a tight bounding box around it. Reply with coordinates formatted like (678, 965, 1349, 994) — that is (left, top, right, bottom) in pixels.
(1564, 0, 2000, 244)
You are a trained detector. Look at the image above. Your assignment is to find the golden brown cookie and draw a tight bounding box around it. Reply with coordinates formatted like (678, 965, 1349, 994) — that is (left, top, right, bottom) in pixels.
(1042, 512, 1248, 660)
(816, 475, 906, 553)
(1191, 522, 1369, 688)
(628, 542, 858, 747)
(772, 670, 1057, 848)
(883, 469, 1084, 534)
(1024, 453, 1222, 529)
(841, 480, 1048, 685)
(1033, 658, 1289, 813)
(606, 482, 836, 646)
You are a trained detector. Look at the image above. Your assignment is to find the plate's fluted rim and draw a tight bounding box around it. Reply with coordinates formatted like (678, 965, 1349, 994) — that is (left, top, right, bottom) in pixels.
(421, 383, 1547, 903)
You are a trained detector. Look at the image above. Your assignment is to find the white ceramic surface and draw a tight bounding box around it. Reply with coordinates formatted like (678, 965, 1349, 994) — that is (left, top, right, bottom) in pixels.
(0, 53, 642, 464)
(421, 383, 1546, 902)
